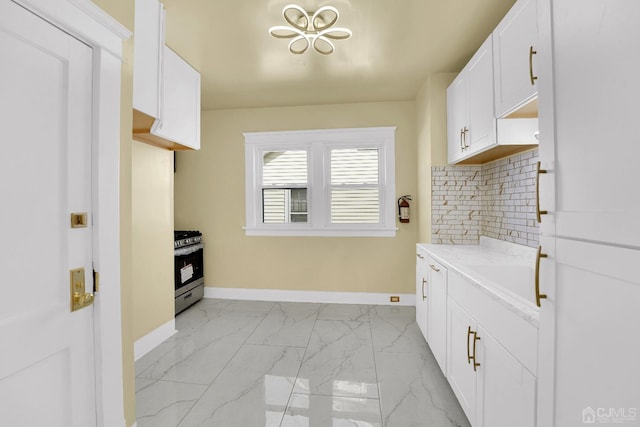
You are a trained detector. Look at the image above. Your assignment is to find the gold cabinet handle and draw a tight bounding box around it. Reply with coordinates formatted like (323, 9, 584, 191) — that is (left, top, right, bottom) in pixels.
(422, 278, 427, 300)
(466, 326, 472, 364)
(429, 264, 440, 272)
(466, 326, 481, 371)
(529, 46, 538, 85)
(463, 127, 469, 148)
(535, 246, 548, 307)
(536, 161, 548, 223)
(472, 330, 481, 372)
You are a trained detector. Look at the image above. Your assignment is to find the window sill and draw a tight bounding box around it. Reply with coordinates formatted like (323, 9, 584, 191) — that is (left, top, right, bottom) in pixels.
(243, 226, 398, 237)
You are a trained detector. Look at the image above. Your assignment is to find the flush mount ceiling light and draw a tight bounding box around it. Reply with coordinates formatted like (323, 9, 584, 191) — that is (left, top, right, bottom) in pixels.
(269, 4, 352, 55)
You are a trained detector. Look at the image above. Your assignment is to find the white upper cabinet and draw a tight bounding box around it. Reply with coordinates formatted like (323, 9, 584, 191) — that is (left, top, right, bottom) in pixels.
(133, 0, 164, 119)
(466, 36, 496, 155)
(132, 0, 201, 150)
(447, 0, 541, 165)
(493, 0, 539, 118)
(447, 35, 495, 164)
(541, 0, 640, 247)
(151, 47, 201, 150)
(447, 73, 468, 164)
(447, 34, 538, 165)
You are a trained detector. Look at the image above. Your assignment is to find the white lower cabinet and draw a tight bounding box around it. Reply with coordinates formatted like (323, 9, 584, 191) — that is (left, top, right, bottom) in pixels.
(417, 246, 538, 427)
(427, 259, 447, 375)
(447, 296, 537, 427)
(447, 298, 478, 425)
(416, 247, 448, 376)
(476, 325, 536, 427)
(415, 249, 429, 340)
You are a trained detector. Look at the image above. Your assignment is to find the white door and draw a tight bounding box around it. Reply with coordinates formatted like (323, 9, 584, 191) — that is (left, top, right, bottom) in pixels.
(0, 2, 97, 426)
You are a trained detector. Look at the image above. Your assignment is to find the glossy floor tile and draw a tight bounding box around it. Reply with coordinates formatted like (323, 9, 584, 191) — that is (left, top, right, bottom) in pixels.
(135, 299, 469, 427)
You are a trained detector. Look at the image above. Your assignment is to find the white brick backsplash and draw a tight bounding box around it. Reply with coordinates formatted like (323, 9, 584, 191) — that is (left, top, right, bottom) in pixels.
(431, 149, 540, 248)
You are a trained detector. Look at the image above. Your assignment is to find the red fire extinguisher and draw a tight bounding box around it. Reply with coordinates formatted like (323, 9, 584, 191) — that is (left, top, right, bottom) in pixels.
(398, 195, 411, 223)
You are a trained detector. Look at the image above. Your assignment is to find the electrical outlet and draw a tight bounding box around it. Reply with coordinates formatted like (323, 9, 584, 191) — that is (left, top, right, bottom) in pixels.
(390, 296, 400, 303)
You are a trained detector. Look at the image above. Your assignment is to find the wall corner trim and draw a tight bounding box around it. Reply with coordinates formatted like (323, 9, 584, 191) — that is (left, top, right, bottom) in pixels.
(204, 287, 416, 306)
(133, 319, 177, 361)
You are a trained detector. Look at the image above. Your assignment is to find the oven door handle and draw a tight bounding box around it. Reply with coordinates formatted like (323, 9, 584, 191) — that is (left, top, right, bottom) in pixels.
(174, 242, 204, 256)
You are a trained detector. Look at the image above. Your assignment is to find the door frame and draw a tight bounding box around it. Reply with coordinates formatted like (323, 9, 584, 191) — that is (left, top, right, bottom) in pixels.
(11, 1, 131, 426)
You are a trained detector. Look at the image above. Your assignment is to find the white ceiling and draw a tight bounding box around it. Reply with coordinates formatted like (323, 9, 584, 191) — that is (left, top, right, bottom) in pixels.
(161, 0, 516, 110)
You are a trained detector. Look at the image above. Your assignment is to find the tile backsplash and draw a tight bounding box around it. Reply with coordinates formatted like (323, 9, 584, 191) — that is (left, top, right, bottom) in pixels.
(431, 149, 539, 248)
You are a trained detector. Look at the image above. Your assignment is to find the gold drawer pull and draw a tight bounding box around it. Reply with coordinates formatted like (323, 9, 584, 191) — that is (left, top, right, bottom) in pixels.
(535, 246, 548, 307)
(466, 326, 472, 363)
(536, 161, 548, 223)
(472, 330, 480, 372)
(466, 326, 481, 372)
(529, 46, 538, 85)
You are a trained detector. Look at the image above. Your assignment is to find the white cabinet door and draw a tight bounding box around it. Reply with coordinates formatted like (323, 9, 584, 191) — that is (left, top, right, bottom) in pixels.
(152, 47, 201, 150)
(536, 2, 640, 425)
(133, 0, 164, 118)
(428, 259, 448, 376)
(493, 0, 538, 117)
(466, 35, 496, 153)
(552, 238, 640, 426)
(549, 0, 640, 248)
(476, 326, 536, 427)
(447, 298, 478, 425)
(0, 3, 97, 425)
(447, 35, 496, 164)
(415, 252, 430, 341)
(447, 73, 467, 164)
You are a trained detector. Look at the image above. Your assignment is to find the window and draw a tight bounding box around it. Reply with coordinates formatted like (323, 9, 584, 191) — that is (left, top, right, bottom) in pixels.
(244, 127, 396, 237)
(262, 150, 308, 223)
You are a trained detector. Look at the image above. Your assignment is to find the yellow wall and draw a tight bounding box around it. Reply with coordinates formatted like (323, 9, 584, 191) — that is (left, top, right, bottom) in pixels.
(175, 102, 418, 296)
(131, 141, 175, 341)
(87, 2, 454, 425)
(416, 73, 456, 243)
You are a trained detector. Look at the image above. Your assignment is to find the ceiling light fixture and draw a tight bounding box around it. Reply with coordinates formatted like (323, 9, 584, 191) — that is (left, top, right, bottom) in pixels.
(269, 4, 352, 55)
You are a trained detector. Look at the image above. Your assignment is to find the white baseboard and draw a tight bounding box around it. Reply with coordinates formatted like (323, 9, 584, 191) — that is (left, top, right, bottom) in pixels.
(204, 287, 415, 306)
(134, 318, 177, 361)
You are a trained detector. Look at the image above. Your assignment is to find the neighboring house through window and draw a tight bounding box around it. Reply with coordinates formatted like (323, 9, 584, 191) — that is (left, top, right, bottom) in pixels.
(244, 127, 397, 237)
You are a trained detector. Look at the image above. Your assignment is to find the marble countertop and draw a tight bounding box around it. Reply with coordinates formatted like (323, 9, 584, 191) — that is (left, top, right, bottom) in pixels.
(417, 237, 539, 326)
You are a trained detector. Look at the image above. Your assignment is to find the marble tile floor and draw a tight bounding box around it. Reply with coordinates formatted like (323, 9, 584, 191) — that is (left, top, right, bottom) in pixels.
(135, 299, 470, 427)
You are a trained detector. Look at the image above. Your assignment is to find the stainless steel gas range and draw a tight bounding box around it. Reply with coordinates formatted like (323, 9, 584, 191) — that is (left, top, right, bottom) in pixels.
(174, 230, 204, 314)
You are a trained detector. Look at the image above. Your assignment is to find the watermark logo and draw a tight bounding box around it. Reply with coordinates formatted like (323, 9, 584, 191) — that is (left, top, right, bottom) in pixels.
(583, 407, 596, 424)
(583, 407, 637, 424)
